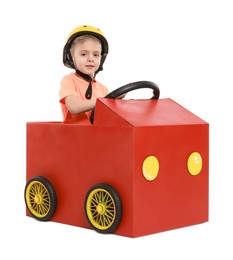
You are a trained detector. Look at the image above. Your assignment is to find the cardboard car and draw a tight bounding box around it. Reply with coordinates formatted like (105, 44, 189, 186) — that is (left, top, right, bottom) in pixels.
(25, 81, 209, 237)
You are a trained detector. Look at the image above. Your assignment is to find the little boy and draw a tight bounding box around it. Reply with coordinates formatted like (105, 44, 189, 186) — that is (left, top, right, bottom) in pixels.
(59, 25, 109, 123)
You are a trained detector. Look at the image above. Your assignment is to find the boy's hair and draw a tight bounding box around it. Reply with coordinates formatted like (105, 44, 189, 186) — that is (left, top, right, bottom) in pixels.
(71, 35, 102, 54)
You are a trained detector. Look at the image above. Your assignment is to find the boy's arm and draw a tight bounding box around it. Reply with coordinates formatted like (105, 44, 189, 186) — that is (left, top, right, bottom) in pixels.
(65, 96, 96, 114)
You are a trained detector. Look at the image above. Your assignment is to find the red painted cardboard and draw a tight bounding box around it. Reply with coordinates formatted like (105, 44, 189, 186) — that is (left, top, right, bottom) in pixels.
(26, 98, 209, 237)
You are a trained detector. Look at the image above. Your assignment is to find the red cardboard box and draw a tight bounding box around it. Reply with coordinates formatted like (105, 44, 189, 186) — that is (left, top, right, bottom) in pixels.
(26, 98, 209, 237)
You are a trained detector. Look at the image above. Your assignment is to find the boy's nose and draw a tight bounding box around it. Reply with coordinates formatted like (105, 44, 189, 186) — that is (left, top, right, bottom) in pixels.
(88, 55, 94, 61)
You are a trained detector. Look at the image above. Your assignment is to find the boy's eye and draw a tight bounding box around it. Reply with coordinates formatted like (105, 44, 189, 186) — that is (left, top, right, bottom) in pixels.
(79, 52, 101, 58)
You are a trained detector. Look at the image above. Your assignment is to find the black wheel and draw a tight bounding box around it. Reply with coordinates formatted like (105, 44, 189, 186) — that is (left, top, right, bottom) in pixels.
(85, 183, 122, 234)
(89, 80, 160, 124)
(24, 176, 57, 221)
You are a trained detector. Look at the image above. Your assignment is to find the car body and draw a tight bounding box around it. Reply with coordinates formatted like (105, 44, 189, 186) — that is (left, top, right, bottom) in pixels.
(25, 97, 209, 238)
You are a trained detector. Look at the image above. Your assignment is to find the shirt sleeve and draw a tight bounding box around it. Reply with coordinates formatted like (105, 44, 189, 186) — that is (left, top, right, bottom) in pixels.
(59, 75, 77, 104)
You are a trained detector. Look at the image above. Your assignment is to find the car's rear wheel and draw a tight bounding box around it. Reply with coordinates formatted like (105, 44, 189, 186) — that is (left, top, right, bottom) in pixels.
(85, 183, 122, 234)
(24, 176, 57, 221)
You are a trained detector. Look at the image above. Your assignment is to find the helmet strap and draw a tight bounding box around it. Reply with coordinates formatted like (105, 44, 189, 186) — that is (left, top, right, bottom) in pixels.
(85, 80, 93, 99)
(75, 69, 94, 99)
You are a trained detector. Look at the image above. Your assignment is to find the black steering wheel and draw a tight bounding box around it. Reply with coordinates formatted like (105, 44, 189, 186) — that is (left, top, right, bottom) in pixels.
(89, 81, 160, 124)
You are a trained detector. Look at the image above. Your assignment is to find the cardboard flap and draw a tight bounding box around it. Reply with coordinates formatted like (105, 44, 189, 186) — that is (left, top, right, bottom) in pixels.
(94, 98, 208, 127)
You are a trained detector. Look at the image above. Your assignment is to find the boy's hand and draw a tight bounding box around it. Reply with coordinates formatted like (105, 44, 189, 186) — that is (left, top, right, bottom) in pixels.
(117, 93, 127, 99)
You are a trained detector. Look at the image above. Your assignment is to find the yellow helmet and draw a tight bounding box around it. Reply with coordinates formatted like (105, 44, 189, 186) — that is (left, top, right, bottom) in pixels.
(63, 25, 109, 73)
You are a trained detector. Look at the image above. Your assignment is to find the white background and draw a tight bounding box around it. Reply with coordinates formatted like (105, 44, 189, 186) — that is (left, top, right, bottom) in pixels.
(1, 0, 232, 259)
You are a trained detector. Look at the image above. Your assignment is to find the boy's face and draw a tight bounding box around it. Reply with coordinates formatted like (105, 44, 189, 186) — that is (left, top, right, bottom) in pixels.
(72, 39, 102, 77)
